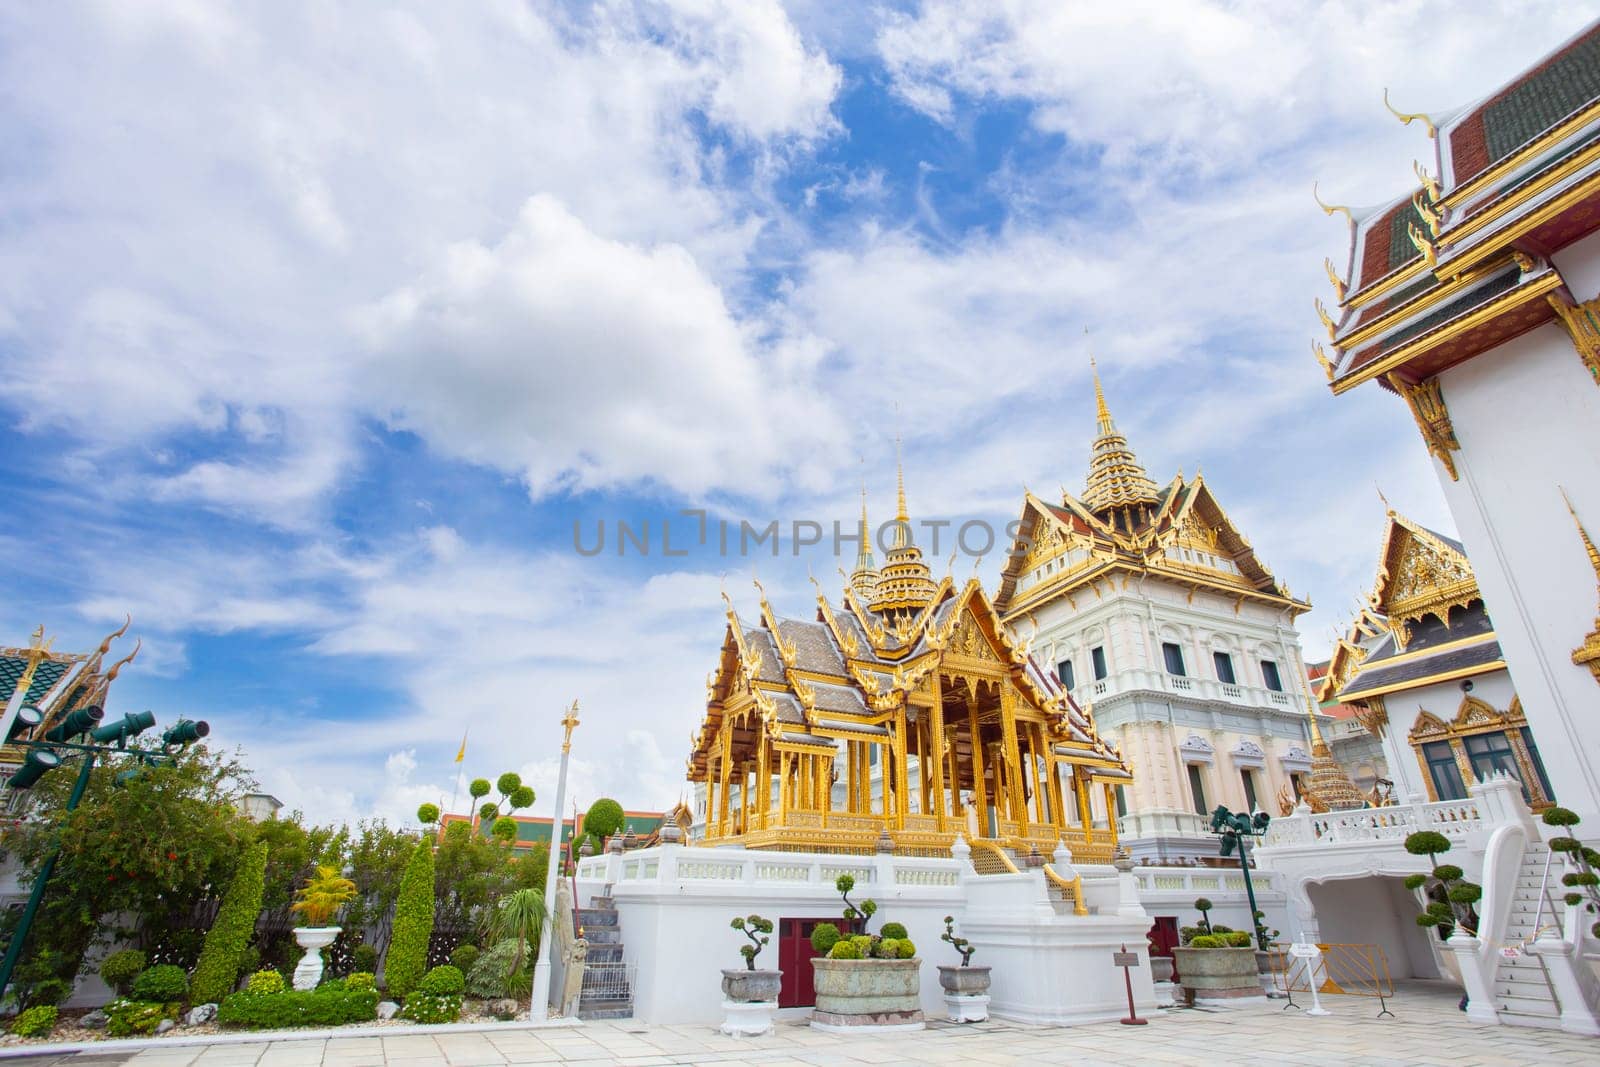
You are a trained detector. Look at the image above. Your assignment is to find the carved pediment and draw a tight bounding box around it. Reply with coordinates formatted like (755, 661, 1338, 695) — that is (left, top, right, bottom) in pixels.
(1408, 709, 1449, 742)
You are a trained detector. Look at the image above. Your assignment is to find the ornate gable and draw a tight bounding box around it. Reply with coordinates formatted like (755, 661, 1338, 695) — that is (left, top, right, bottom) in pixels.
(1371, 512, 1478, 630)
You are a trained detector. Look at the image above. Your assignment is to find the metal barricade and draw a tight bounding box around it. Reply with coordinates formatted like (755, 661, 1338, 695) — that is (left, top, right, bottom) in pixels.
(1268, 943, 1396, 1017)
(580, 961, 636, 1005)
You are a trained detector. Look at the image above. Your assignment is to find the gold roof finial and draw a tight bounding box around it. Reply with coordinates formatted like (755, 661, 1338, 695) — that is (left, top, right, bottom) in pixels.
(1313, 181, 1354, 223)
(1383, 88, 1438, 139)
(1082, 353, 1160, 515)
(1091, 356, 1112, 433)
(894, 433, 908, 525)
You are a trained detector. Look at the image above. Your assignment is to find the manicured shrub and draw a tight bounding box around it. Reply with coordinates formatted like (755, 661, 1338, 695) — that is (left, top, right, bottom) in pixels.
(1223, 932, 1252, 948)
(1433, 864, 1464, 883)
(247, 969, 286, 995)
(1188, 934, 1225, 948)
(1404, 830, 1451, 857)
(849, 935, 873, 952)
(879, 922, 908, 940)
(351, 943, 378, 975)
(730, 914, 773, 970)
(24, 978, 71, 1008)
(828, 940, 862, 960)
(191, 841, 268, 1006)
(344, 972, 376, 993)
(99, 949, 146, 996)
(582, 798, 626, 851)
(385, 838, 437, 999)
(131, 963, 189, 1002)
(107, 999, 180, 1037)
(416, 965, 464, 996)
(809, 923, 841, 956)
(465, 939, 530, 999)
(896, 939, 916, 959)
(1543, 806, 1581, 827)
(217, 986, 379, 1029)
(871, 937, 898, 959)
(1403, 874, 1428, 891)
(448, 944, 480, 975)
(9, 1005, 58, 1038)
(401, 968, 464, 1024)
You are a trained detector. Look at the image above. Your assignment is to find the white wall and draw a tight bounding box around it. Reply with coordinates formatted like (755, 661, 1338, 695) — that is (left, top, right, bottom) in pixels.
(1435, 232, 1600, 822)
(1307, 876, 1441, 980)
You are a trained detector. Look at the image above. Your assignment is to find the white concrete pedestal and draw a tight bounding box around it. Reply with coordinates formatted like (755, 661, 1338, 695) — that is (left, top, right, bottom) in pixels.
(943, 993, 990, 1023)
(1152, 981, 1179, 1007)
(719, 999, 777, 1037)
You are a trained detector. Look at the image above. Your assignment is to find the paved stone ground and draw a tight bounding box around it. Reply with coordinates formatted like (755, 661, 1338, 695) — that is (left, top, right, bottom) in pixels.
(0, 983, 1591, 1066)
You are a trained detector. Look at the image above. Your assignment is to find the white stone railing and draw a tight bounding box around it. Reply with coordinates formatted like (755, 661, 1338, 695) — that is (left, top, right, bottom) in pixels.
(1134, 866, 1277, 895)
(1084, 668, 1303, 713)
(577, 844, 962, 891)
(1260, 796, 1483, 848)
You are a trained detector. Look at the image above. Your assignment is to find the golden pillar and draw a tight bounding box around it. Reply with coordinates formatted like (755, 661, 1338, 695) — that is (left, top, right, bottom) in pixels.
(968, 690, 987, 837)
(704, 759, 717, 839)
(778, 751, 791, 823)
(718, 727, 732, 836)
(999, 684, 1025, 828)
(894, 703, 910, 827)
(1076, 770, 1094, 844)
(929, 672, 947, 830)
(1102, 782, 1120, 850)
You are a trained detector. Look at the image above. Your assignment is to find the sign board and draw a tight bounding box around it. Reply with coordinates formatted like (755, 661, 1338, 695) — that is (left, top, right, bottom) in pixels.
(1499, 946, 1520, 960)
(1112, 951, 1139, 967)
(1289, 943, 1321, 960)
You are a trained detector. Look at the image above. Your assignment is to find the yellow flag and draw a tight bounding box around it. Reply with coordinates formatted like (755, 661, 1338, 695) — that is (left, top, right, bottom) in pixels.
(454, 729, 468, 764)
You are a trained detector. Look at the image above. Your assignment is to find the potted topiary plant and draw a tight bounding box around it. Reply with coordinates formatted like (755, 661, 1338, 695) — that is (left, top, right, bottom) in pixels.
(1402, 830, 1482, 940)
(1543, 807, 1600, 937)
(935, 916, 990, 1022)
(808, 874, 923, 1032)
(1170, 899, 1261, 1003)
(719, 914, 781, 1037)
(290, 865, 358, 991)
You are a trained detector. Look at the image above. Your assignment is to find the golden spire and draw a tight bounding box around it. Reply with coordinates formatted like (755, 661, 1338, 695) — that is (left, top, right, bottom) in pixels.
(1081, 359, 1160, 516)
(849, 483, 879, 600)
(1300, 677, 1366, 811)
(867, 443, 937, 617)
(1561, 488, 1600, 681)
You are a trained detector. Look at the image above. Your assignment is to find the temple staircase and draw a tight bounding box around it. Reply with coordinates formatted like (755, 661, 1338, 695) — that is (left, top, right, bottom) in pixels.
(1494, 840, 1562, 1026)
(574, 890, 634, 1020)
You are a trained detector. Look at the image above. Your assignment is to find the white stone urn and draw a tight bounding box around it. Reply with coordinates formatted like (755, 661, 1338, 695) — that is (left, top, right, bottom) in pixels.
(292, 926, 340, 991)
(720, 967, 781, 1037)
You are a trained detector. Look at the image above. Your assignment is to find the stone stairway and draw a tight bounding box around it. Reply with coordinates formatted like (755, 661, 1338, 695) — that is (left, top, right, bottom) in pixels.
(574, 891, 634, 1020)
(1494, 840, 1562, 1026)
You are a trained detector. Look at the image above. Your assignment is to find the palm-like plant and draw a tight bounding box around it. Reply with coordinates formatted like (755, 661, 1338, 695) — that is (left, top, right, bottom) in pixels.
(291, 865, 359, 927)
(483, 887, 546, 975)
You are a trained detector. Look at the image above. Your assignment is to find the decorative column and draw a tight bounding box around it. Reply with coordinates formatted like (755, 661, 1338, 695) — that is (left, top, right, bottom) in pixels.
(531, 700, 580, 1018)
(969, 694, 988, 837)
(718, 727, 732, 836)
(1077, 771, 1095, 844)
(930, 673, 947, 830)
(1102, 782, 1120, 850)
(894, 702, 910, 827)
(999, 685, 1026, 827)
(779, 751, 791, 823)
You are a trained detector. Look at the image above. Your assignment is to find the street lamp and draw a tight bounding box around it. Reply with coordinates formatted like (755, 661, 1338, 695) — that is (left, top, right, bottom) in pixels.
(530, 699, 580, 1019)
(0, 704, 209, 1003)
(1208, 805, 1273, 950)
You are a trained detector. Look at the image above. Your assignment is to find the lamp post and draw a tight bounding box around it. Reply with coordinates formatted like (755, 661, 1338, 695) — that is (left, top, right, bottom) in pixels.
(1208, 805, 1272, 950)
(0, 708, 208, 1004)
(530, 699, 579, 1020)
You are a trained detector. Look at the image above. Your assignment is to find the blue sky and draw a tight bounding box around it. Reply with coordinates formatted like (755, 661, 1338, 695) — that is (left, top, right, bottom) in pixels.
(2, 2, 1593, 826)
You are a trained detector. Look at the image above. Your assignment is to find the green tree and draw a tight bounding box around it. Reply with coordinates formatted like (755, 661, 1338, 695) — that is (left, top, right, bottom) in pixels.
(0, 743, 255, 980)
(256, 815, 346, 913)
(190, 840, 268, 1004)
(579, 798, 625, 853)
(385, 837, 436, 998)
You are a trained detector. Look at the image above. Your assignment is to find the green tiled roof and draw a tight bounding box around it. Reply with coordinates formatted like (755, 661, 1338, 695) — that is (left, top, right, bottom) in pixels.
(1384, 199, 1428, 274)
(1382, 268, 1522, 352)
(0, 656, 70, 708)
(1483, 33, 1600, 165)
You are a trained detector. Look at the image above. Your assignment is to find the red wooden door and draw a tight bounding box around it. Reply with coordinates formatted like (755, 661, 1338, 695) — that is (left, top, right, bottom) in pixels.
(1149, 916, 1181, 978)
(778, 917, 855, 1007)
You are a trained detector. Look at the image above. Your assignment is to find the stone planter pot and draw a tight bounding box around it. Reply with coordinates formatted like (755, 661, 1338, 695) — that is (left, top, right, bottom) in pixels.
(1171, 947, 1263, 1003)
(936, 964, 991, 996)
(810, 958, 924, 1032)
(1150, 956, 1175, 984)
(292, 926, 340, 991)
(721, 968, 782, 1004)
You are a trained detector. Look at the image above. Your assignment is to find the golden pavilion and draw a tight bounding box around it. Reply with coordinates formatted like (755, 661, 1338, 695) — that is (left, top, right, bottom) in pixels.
(685, 467, 1132, 863)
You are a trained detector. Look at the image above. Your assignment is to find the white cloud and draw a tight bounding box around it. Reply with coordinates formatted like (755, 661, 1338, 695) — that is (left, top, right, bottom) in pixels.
(358, 194, 844, 498)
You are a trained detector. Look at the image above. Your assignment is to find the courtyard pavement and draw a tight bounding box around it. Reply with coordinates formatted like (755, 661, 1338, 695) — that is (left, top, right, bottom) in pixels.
(0, 983, 1591, 1066)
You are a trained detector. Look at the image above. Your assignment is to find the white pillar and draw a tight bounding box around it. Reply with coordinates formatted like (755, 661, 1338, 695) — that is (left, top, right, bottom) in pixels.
(1532, 939, 1600, 1036)
(1448, 933, 1499, 1025)
(530, 702, 580, 1019)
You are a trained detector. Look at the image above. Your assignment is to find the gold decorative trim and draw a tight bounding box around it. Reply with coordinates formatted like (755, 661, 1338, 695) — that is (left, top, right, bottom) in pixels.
(1561, 489, 1600, 684)
(1394, 376, 1460, 481)
(1548, 293, 1600, 387)
(1407, 694, 1550, 809)
(1441, 98, 1600, 210)
(1440, 133, 1600, 252)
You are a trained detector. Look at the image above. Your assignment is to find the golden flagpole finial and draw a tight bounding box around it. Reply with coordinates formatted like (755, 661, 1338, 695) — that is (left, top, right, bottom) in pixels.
(560, 699, 581, 753)
(1383, 88, 1438, 139)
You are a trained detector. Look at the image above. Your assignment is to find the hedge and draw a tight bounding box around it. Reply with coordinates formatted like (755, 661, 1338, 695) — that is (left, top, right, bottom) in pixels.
(131, 964, 188, 1002)
(191, 841, 269, 1005)
(217, 987, 379, 1029)
(384, 838, 436, 998)
(9, 1006, 57, 1038)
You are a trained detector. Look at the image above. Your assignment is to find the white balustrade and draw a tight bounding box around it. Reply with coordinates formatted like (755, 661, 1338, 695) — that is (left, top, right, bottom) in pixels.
(1260, 796, 1483, 849)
